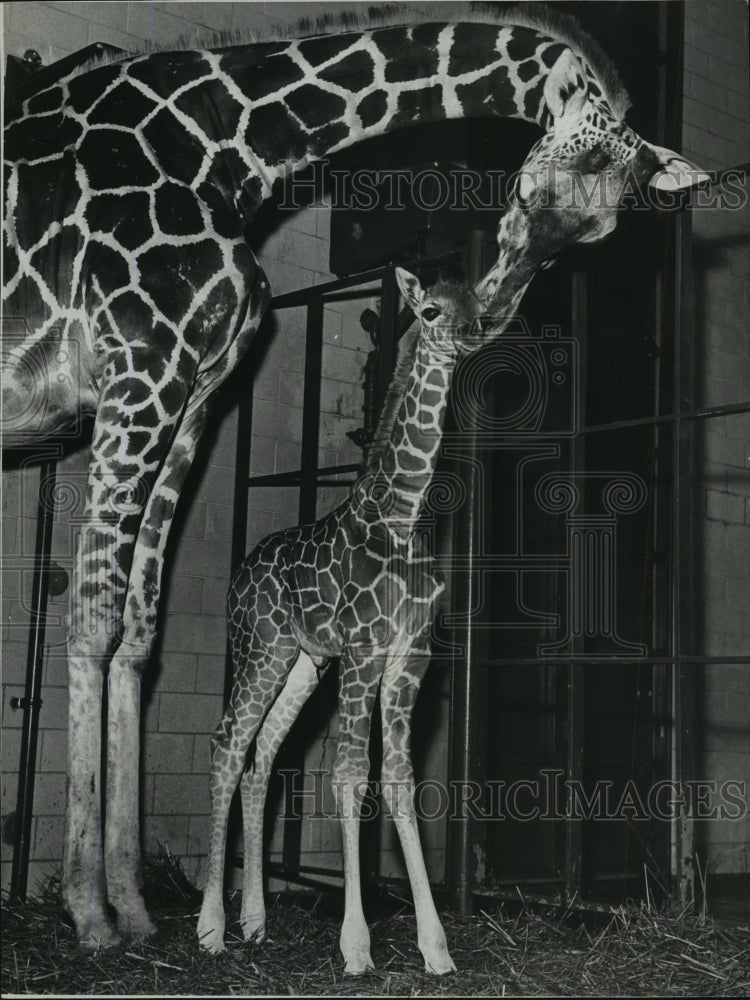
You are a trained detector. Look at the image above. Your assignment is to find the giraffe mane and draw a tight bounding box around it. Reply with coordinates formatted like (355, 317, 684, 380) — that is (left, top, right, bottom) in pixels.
(77, 3, 629, 116)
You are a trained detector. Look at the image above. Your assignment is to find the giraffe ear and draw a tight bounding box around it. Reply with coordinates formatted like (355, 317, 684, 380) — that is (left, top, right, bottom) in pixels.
(544, 50, 588, 123)
(643, 141, 712, 190)
(395, 267, 424, 312)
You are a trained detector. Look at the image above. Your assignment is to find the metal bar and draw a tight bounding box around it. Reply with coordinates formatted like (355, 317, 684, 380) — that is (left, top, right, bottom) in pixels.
(672, 205, 696, 908)
(270, 251, 463, 310)
(280, 296, 325, 873)
(564, 267, 588, 901)
(10, 459, 57, 901)
(474, 655, 750, 666)
(446, 231, 491, 915)
(298, 298, 325, 524)
(245, 462, 360, 488)
(563, 400, 750, 436)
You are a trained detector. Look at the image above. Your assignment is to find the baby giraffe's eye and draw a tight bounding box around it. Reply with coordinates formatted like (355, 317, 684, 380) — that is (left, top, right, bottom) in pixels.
(421, 306, 441, 322)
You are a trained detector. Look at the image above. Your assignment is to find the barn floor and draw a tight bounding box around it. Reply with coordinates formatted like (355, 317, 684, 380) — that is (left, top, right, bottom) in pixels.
(2, 850, 748, 997)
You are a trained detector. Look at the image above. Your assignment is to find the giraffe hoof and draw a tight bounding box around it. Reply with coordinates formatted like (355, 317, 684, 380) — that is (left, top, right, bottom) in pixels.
(422, 947, 457, 975)
(197, 915, 226, 954)
(342, 953, 376, 976)
(239, 915, 266, 943)
(117, 910, 157, 941)
(76, 921, 122, 953)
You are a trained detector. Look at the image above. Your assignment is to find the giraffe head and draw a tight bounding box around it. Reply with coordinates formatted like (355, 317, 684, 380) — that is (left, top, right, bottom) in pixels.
(395, 268, 491, 358)
(475, 48, 710, 310)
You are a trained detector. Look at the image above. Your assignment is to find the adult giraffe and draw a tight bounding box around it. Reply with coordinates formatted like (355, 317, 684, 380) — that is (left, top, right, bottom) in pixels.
(2, 4, 707, 951)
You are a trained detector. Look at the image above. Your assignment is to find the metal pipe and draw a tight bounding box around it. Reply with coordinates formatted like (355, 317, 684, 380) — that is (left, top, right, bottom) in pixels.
(10, 459, 57, 901)
(446, 230, 492, 914)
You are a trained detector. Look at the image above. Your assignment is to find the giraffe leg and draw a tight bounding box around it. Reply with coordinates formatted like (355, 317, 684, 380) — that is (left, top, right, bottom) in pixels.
(379, 646, 455, 974)
(104, 406, 206, 939)
(62, 359, 200, 947)
(334, 648, 384, 975)
(63, 653, 118, 950)
(239, 650, 328, 942)
(197, 633, 299, 954)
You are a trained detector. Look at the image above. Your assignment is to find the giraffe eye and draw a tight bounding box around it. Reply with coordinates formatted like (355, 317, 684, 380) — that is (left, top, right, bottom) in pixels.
(422, 306, 441, 322)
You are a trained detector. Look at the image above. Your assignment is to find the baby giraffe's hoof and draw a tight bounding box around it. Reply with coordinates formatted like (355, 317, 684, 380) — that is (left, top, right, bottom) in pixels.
(421, 937, 457, 975)
(343, 953, 376, 976)
(197, 914, 226, 955)
(240, 913, 266, 943)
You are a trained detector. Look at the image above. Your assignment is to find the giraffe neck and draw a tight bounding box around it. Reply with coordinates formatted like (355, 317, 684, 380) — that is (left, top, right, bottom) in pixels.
(202, 18, 608, 212)
(363, 337, 456, 530)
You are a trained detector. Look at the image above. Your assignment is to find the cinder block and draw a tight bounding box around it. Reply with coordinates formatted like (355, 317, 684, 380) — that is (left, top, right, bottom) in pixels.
(244, 508, 275, 550)
(254, 363, 280, 403)
(204, 505, 233, 544)
(173, 1, 235, 32)
(44, 0, 130, 32)
(1, 641, 28, 686)
(165, 574, 203, 615)
(153, 774, 211, 815)
(142, 814, 189, 856)
(39, 729, 67, 772)
(248, 484, 299, 517)
(181, 501, 208, 540)
(249, 435, 277, 475)
(143, 733, 194, 774)
(126, 2, 195, 44)
(706, 489, 745, 525)
(33, 814, 64, 862)
(153, 652, 197, 692)
(191, 733, 213, 774)
(32, 772, 65, 816)
(196, 653, 226, 694)
(9, 3, 89, 50)
(2, 516, 19, 561)
(187, 813, 211, 861)
(276, 373, 305, 410)
(171, 539, 230, 580)
(160, 610, 226, 656)
(251, 399, 303, 444)
(158, 692, 224, 734)
(201, 577, 230, 617)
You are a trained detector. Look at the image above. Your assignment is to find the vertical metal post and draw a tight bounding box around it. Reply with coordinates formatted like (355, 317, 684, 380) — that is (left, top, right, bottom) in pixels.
(282, 295, 325, 871)
(10, 459, 57, 901)
(447, 231, 491, 913)
(672, 206, 696, 907)
(564, 268, 587, 899)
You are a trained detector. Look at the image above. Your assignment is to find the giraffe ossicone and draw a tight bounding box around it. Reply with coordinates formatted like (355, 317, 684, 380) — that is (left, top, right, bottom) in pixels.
(197, 269, 497, 975)
(1, 4, 709, 952)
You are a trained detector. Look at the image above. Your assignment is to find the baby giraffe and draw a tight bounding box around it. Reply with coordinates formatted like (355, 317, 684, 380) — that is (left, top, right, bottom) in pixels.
(197, 268, 492, 975)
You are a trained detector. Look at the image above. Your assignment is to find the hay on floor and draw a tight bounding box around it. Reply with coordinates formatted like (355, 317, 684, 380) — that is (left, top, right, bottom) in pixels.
(2, 847, 748, 996)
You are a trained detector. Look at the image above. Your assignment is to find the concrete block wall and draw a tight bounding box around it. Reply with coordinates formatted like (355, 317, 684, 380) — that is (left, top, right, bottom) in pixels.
(682, 0, 750, 874)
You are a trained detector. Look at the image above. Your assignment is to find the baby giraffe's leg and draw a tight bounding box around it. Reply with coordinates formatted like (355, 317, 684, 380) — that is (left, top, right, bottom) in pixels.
(197, 632, 298, 954)
(334, 648, 384, 974)
(239, 650, 327, 942)
(379, 646, 455, 975)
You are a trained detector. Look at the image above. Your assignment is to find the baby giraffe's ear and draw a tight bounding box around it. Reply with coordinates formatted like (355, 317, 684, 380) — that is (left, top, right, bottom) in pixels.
(395, 267, 424, 313)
